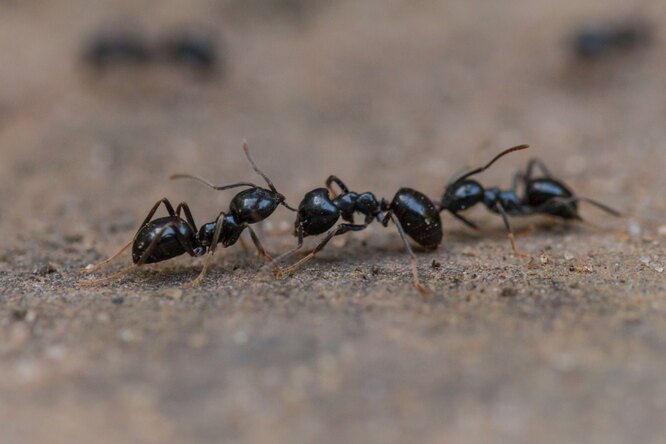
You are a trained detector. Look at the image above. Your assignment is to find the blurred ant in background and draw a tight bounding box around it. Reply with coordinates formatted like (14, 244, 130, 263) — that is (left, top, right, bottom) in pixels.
(571, 20, 651, 60)
(83, 29, 221, 75)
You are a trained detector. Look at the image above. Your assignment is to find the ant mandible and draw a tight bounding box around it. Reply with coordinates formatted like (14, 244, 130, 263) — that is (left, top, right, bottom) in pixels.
(272, 176, 442, 296)
(439, 144, 621, 254)
(80, 142, 295, 287)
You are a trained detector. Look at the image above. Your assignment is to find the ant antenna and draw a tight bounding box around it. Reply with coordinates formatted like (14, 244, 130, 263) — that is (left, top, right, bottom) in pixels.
(451, 144, 529, 184)
(169, 173, 258, 191)
(243, 140, 277, 193)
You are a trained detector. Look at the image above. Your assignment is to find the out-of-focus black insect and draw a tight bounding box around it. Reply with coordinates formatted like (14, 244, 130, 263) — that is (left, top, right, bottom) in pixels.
(439, 145, 621, 254)
(80, 143, 294, 287)
(159, 32, 220, 73)
(572, 20, 651, 60)
(273, 176, 442, 296)
(83, 32, 153, 69)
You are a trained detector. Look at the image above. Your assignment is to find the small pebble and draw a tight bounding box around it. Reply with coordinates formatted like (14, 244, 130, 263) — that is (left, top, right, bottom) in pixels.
(431, 260, 441, 269)
(233, 331, 248, 345)
(163, 288, 183, 300)
(500, 287, 517, 298)
(658, 225, 666, 237)
(563, 251, 575, 261)
(33, 262, 57, 275)
(118, 329, 135, 343)
(111, 296, 124, 305)
(371, 265, 381, 275)
(628, 220, 642, 238)
(188, 333, 208, 349)
(540, 253, 550, 265)
(639, 256, 651, 265)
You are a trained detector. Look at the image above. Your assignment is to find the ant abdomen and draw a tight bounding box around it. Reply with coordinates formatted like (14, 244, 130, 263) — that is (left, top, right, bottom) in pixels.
(389, 188, 442, 250)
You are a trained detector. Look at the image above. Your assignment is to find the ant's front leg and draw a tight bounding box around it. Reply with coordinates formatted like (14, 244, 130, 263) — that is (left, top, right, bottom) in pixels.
(494, 204, 530, 258)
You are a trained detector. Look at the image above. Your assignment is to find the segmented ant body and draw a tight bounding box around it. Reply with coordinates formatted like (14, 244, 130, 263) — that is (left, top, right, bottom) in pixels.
(273, 176, 442, 295)
(80, 143, 294, 286)
(439, 145, 620, 253)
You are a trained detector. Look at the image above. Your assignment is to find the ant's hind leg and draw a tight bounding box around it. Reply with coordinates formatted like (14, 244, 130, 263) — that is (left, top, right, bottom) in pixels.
(140, 198, 177, 226)
(451, 212, 479, 230)
(175, 202, 198, 231)
(268, 224, 305, 274)
(80, 240, 132, 274)
(277, 224, 366, 277)
(389, 214, 433, 297)
(525, 158, 553, 180)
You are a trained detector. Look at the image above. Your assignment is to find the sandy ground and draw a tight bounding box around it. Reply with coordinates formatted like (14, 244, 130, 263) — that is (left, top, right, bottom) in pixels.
(1, 0, 666, 443)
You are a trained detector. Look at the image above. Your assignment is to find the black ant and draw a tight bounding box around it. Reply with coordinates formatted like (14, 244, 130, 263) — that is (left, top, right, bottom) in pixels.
(439, 144, 621, 254)
(272, 177, 442, 296)
(83, 32, 153, 69)
(80, 142, 294, 287)
(572, 20, 651, 60)
(159, 32, 220, 73)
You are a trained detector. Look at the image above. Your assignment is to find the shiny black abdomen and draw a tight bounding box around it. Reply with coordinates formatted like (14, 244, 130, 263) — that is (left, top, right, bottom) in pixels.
(524, 178, 578, 219)
(230, 188, 281, 224)
(132, 216, 196, 264)
(390, 188, 443, 249)
(298, 188, 340, 236)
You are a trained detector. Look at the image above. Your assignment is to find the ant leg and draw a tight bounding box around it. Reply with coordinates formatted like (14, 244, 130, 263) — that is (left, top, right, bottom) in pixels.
(578, 197, 622, 217)
(525, 158, 553, 180)
(494, 204, 529, 257)
(238, 235, 249, 252)
(451, 212, 479, 230)
(80, 240, 132, 274)
(140, 198, 177, 226)
(269, 223, 305, 271)
(277, 224, 366, 276)
(325, 175, 350, 197)
(81, 198, 177, 274)
(185, 211, 226, 288)
(388, 213, 433, 297)
(175, 202, 198, 231)
(511, 170, 526, 193)
(245, 225, 274, 262)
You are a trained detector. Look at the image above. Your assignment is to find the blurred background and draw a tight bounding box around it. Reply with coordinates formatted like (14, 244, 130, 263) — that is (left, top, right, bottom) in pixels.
(1, 1, 665, 443)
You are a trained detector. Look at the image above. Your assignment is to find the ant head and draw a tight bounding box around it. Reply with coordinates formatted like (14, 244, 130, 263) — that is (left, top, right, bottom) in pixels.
(441, 180, 484, 213)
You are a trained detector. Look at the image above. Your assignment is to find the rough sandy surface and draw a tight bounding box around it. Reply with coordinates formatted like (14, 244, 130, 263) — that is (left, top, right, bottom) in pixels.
(1, 1, 665, 443)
